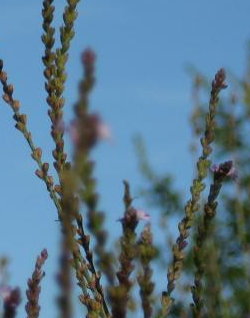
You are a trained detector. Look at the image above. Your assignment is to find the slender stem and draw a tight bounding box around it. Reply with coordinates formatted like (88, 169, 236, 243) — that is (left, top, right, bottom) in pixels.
(48, 0, 80, 175)
(108, 181, 138, 318)
(161, 69, 227, 316)
(191, 160, 233, 317)
(25, 249, 48, 318)
(0, 60, 62, 215)
(0, 60, 109, 318)
(137, 224, 157, 318)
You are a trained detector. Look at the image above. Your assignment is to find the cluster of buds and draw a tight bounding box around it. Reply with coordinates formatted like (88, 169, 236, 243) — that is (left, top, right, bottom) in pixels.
(25, 249, 48, 318)
(81, 48, 96, 71)
(212, 68, 228, 91)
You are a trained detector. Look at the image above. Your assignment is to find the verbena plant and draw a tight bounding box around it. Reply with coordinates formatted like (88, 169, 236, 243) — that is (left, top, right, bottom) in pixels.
(0, 1, 248, 318)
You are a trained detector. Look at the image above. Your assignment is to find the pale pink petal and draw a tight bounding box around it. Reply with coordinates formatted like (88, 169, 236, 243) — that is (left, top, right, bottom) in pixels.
(227, 166, 238, 180)
(117, 208, 150, 223)
(135, 209, 150, 221)
(211, 160, 238, 181)
(0, 285, 12, 301)
(96, 121, 112, 140)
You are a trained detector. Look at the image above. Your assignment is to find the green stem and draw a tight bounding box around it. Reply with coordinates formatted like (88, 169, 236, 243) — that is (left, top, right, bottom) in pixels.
(161, 69, 227, 317)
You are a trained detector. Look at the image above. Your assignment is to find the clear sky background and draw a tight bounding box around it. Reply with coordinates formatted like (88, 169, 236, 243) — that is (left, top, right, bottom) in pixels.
(0, 1, 250, 317)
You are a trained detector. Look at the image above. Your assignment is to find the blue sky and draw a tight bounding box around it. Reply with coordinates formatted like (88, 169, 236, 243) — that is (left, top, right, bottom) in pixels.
(0, 0, 250, 317)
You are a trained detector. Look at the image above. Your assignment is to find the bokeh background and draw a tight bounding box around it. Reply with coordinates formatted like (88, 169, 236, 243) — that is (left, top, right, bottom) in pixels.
(0, 1, 250, 317)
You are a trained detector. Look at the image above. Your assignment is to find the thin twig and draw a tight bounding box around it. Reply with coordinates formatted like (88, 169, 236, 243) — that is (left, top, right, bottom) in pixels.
(161, 69, 227, 316)
(191, 160, 234, 317)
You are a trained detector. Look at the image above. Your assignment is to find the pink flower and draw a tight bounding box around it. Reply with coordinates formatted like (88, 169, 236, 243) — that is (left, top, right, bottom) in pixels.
(135, 209, 150, 221)
(211, 160, 238, 180)
(0, 286, 21, 309)
(117, 208, 150, 223)
(226, 165, 237, 179)
(67, 114, 112, 148)
(95, 119, 112, 140)
(0, 286, 12, 301)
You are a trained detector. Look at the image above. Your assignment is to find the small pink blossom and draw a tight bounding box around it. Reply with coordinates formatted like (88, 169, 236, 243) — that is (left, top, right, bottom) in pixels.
(211, 160, 238, 180)
(88, 114, 112, 141)
(96, 119, 112, 140)
(0, 286, 12, 301)
(117, 208, 150, 223)
(135, 209, 150, 221)
(0, 286, 21, 309)
(67, 114, 112, 147)
(226, 165, 238, 179)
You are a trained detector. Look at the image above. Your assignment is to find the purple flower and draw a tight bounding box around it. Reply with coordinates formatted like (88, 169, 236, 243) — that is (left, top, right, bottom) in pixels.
(68, 114, 111, 148)
(0, 286, 21, 309)
(117, 208, 150, 223)
(211, 160, 238, 180)
(0, 286, 12, 301)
